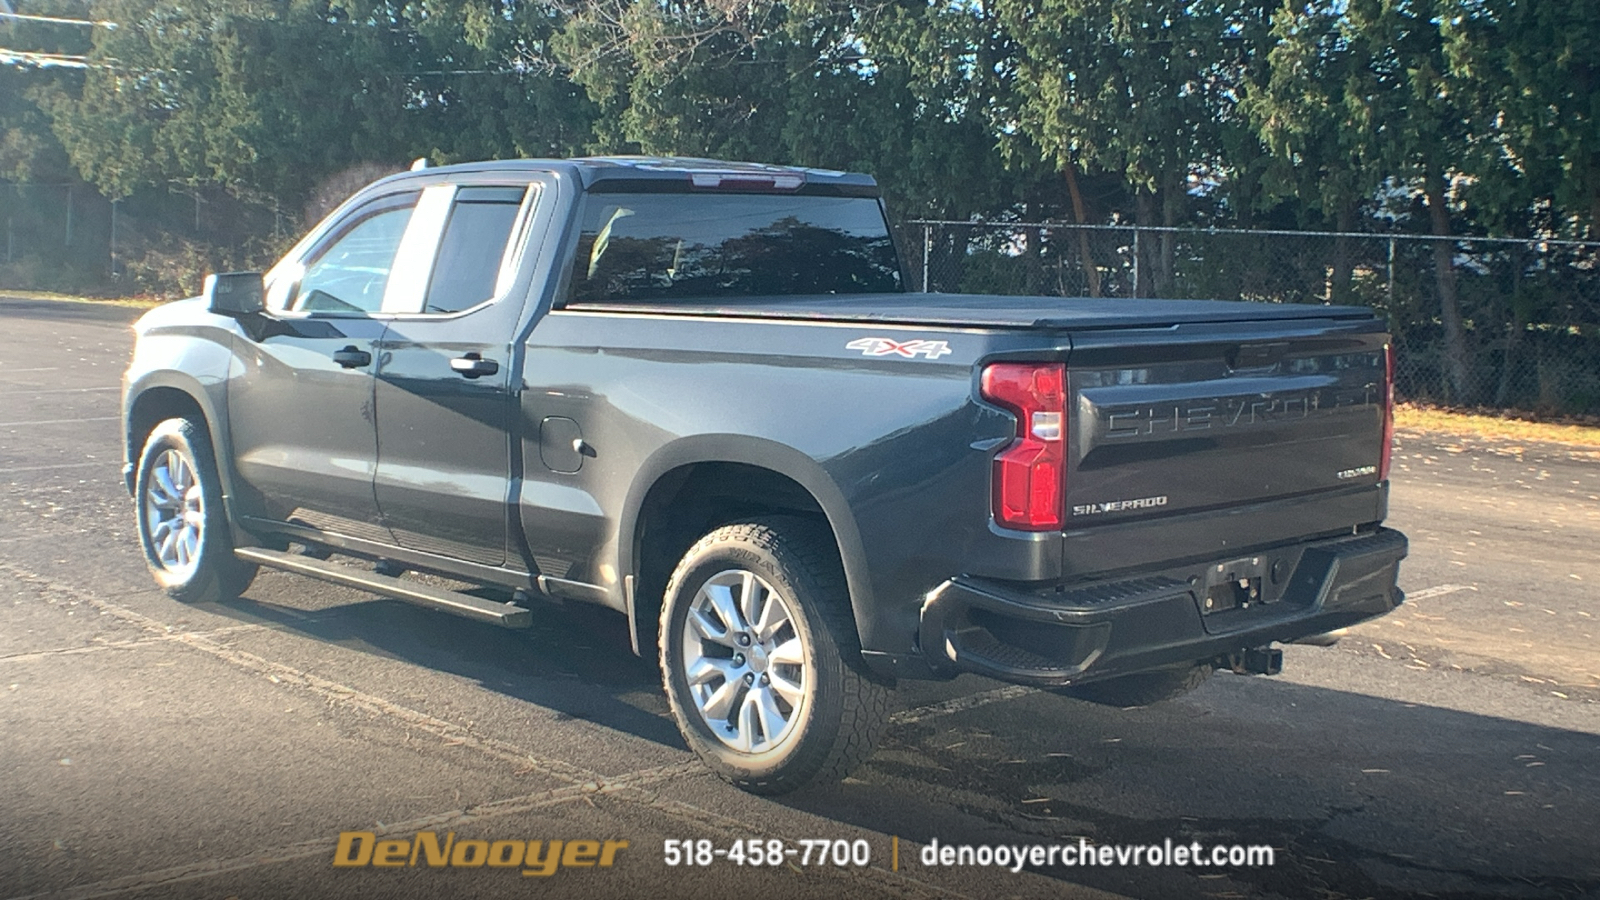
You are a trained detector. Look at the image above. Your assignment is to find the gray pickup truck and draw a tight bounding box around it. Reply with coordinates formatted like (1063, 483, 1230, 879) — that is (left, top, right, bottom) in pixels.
(122, 156, 1406, 793)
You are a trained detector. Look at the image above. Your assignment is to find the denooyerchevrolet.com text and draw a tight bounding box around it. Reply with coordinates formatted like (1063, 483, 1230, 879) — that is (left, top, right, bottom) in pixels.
(918, 838, 1276, 871)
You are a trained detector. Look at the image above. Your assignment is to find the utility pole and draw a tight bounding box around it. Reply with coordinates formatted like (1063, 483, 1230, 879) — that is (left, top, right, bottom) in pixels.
(1387, 237, 1396, 309)
(922, 224, 932, 293)
(1131, 229, 1142, 299)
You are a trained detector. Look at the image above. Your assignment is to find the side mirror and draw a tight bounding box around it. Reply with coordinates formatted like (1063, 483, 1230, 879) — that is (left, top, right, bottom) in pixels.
(204, 272, 265, 317)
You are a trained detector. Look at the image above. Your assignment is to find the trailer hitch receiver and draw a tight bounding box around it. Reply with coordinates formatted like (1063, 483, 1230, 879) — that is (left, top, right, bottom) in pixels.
(1227, 646, 1283, 676)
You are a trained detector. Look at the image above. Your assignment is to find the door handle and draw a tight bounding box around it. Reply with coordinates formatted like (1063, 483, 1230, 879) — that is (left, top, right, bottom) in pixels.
(449, 353, 499, 379)
(332, 346, 371, 369)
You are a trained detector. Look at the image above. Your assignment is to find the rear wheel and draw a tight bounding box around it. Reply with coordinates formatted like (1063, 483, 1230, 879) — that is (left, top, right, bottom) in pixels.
(659, 518, 889, 794)
(134, 417, 257, 603)
(1056, 662, 1211, 707)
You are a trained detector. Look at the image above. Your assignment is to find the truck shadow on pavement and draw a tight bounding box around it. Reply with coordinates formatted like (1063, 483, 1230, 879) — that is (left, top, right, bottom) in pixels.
(211, 584, 1600, 900)
(791, 674, 1600, 900)
(212, 582, 687, 750)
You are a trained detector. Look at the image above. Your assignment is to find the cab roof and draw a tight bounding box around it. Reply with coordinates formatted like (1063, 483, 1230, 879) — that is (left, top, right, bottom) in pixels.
(378, 155, 881, 197)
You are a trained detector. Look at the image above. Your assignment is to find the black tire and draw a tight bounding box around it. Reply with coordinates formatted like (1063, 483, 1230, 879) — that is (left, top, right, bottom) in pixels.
(134, 417, 258, 603)
(659, 518, 890, 794)
(1056, 663, 1211, 707)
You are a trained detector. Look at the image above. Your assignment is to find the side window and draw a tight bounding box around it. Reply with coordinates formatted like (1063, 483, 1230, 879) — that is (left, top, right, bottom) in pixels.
(423, 186, 530, 314)
(290, 200, 416, 314)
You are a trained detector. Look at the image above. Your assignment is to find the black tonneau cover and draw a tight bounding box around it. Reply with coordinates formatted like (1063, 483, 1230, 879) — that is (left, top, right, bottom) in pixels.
(565, 293, 1376, 330)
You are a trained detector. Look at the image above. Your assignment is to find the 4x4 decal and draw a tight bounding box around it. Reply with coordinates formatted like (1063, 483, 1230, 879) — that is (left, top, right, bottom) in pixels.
(846, 337, 954, 359)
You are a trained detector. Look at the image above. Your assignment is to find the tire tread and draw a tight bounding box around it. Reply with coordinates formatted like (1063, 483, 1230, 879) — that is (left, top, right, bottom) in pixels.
(136, 417, 257, 604)
(659, 517, 889, 793)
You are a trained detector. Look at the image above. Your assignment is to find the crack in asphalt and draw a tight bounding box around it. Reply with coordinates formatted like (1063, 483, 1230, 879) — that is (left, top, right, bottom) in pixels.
(868, 730, 1600, 900)
(0, 561, 981, 900)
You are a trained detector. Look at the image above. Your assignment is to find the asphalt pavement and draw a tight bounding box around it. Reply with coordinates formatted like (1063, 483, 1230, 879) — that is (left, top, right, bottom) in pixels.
(1, 297, 1597, 900)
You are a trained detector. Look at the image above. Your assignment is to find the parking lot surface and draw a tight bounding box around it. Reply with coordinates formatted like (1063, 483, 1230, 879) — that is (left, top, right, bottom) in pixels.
(2, 297, 1597, 899)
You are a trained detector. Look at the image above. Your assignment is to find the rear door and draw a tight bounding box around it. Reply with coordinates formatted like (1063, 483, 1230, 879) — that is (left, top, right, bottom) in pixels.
(371, 178, 550, 566)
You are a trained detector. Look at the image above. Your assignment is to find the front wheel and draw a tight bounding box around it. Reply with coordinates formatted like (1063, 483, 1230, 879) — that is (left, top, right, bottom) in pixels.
(659, 518, 889, 794)
(134, 417, 257, 603)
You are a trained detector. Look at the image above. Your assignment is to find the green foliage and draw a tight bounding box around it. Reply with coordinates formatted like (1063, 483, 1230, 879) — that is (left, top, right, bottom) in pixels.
(0, 0, 1595, 410)
(1443, 0, 1600, 238)
(549, 0, 1033, 222)
(12, 0, 1595, 247)
(46, 0, 596, 205)
(1, 69, 69, 183)
(2, 0, 1596, 243)
(0, 0, 85, 184)
(1245, 0, 1386, 224)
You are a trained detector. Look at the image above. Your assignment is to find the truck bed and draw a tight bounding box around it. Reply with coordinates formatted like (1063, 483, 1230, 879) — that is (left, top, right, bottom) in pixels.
(564, 292, 1377, 330)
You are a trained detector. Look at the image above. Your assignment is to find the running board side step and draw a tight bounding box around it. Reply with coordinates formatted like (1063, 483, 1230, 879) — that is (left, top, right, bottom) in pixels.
(234, 547, 532, 628)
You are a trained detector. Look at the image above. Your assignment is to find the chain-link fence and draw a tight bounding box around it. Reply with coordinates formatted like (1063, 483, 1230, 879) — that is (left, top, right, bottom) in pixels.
(904, 221, 1600, 416)
(7, 187, 1598, 415)
(0, 183, 114, 293)
(1, 181, 293, 297)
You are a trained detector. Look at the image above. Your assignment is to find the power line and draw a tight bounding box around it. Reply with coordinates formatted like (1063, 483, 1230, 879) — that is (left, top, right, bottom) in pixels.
(1, 11, 114, 27)
(0, 47, 93, 68)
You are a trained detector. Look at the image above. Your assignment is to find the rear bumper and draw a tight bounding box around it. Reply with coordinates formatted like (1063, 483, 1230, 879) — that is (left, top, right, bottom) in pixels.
(917, 527, 1407, 687)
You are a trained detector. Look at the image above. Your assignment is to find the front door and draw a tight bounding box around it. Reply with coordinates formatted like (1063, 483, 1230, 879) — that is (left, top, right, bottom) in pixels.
(227, 191, 418, 542)
(371, 182, 546, 566)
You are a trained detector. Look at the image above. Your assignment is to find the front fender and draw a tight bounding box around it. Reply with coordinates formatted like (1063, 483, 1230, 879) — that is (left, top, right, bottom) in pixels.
(123, 302, 243, 509)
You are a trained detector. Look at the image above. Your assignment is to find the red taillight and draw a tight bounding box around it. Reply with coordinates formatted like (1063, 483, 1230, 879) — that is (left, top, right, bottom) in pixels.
(1380, 344, 1395, 481)
(981, 363, 1067, 531)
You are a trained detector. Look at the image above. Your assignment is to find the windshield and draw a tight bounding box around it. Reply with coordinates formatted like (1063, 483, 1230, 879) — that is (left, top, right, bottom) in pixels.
(566, 192, 904, 304)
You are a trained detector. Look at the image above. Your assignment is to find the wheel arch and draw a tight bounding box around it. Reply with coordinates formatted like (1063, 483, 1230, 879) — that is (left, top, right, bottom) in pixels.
(620, 436, 872, 662)
(124, 375, 236, 509)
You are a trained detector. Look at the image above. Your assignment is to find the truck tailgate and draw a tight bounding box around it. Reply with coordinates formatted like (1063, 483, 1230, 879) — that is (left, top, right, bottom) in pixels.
(1065, 321, 1389, 534)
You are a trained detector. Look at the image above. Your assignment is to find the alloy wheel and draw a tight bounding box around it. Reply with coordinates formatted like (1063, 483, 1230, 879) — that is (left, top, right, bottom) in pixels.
(144, 448, 204, 577)
(679, 568, 810, 754)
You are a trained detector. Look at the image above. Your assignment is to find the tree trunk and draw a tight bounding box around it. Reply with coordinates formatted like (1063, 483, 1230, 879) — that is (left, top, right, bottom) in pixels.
(1423, 163, 1470, 403)
(1134, 188, 1156, 298)
(1022, 202, 1044, 295)
(1155, 174, 1181, 297)
(1495, 245, 1528, 407)
(932, 224, 973, 293)
(1063, 164, 1101, 298)
(1330, 202, 1356, 304)
(1134, 187, 1177, 297)
(1495, 298, 1525, 409)
(1232, 161, 1258, 229)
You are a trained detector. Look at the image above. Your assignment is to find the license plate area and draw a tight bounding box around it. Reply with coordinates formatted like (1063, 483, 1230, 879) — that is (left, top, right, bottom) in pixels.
(1201, 556, 1267, 615)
